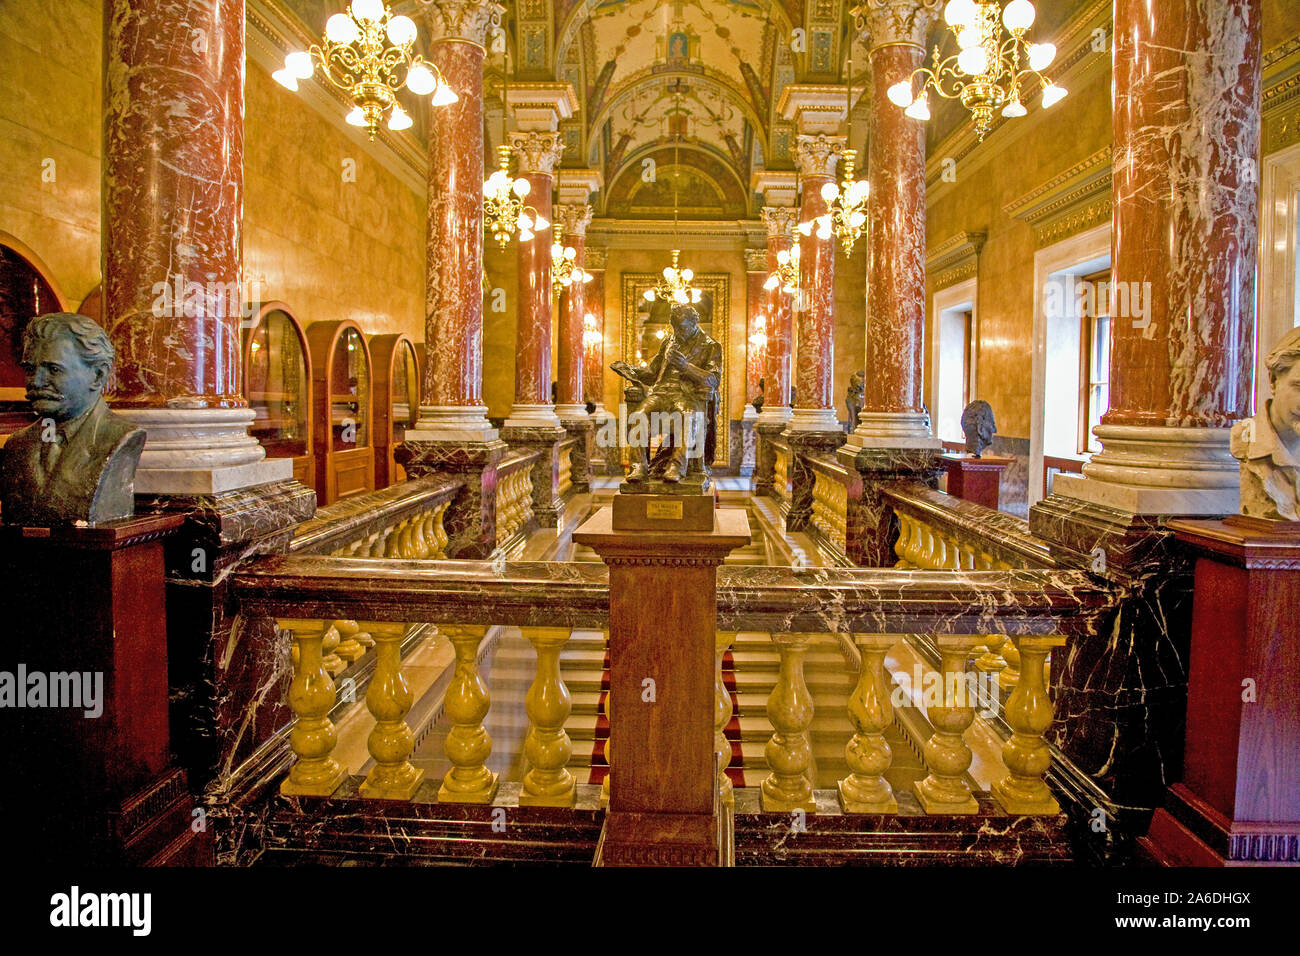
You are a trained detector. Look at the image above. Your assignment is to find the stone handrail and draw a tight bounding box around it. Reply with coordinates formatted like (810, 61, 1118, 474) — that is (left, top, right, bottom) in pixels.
(883, 482, 1055, 570)
(291, 475, 462, 557)
(495, 449, 540, 547)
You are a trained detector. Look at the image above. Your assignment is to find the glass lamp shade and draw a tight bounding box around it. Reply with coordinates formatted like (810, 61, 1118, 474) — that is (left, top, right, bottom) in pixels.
(431, 81, 459, 107)
(406, 63, 436, 95)
(388, 105, 412, 130)
(887, 81, 915, 108)
(285, 51, 314, 79)
(957, 45, 988, 76)
(326, 13, 359, 44)
(1002, 100, 1027, 117)
(386, 15, 417, 47)
(350, 0, 384, 23)
(345, 107, 366, 126)
(820, 181, 840, 202)
(272, 68, 299, 91)
(764, 275, 778, 290)
(1002, 0, 1036, 31)
(1041, 83, 1068, 107)
(1028, 43, 1057, 71)
(944, 0, 977, 29)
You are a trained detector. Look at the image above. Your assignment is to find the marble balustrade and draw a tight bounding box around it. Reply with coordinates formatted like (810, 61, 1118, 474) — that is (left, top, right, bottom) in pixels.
(556, 439, 574, 500)
(494, 449, 540, 548)
(772, 440, 791, 506)
(238, 557, 1113, 816)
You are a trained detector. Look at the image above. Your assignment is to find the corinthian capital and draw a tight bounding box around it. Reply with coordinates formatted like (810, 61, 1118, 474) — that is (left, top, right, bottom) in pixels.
(794, 133, 845, 180)
(556, 203, 593, 238)
(850, 0, 943, 51)
(744, 248, 769, 272)
(509, 130, 565, 175)
(584, 246, 607, 270)
(761, 206, 797, 239)
(419, 0, 504, 46)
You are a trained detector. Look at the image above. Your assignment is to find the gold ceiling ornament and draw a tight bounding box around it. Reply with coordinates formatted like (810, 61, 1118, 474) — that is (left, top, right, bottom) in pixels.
(886, 0, 1067, 141)
(646, 88, 702, 305)
(275, 0, 458, 140)
(483, 145, 548, 247)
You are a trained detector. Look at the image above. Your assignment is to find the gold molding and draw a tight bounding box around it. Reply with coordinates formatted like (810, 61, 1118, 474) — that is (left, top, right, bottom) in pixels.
(620, 273, 731, 467)
(1002, 146, 1112, 248)
(1264, 35, 1300, 155)
(927, 231, 986, 291)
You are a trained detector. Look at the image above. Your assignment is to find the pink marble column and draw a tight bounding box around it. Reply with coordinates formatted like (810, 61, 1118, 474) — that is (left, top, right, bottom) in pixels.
(759, 207, 796, 422)
(745, 252, 768, 403)
(848, 0, 942, 450)
(412, 0, 503, 442)
(506, 131, 563, 426)
(788, 135, 842, 434)
(583, 258, 606, 408)
(555, 204, 592, 415)
(1054, 0, 1259, 514)
(102, 0, 244, 409)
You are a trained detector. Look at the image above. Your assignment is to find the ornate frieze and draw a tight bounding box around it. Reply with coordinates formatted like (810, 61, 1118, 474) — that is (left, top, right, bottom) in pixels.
(584, 246, 606, 270)
(927, 231, 987, 291)
(1002, 146, 1112, 248)
(744, 248, 768, 272)
(850, 0, 943, 51)
(1264, 34, 1300, 154)
(509, 130, 565, 175)
(417, 0, 503, 46)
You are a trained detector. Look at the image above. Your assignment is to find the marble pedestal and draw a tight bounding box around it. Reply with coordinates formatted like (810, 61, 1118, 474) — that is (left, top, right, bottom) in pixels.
(783, 429, 845, 533)
(0, 515, 210, 864)
(941, 454, 1012, 511)
(837, 445, 944, 567)
(573, 506, 751, 865)
(1140, 517, 1300, 865)
(500, 424, 566, 529)
(398, 439, 508, 558)
(557, 414, 594, 495)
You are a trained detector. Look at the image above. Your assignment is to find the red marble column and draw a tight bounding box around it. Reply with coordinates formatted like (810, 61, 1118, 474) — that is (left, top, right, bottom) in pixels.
(759, 206, 796, 421)
(102, 0, 244, 408)
(583, 262, 606, 408)
(506, 132, 563, 424)
(788, 134, 842, 434)
(1105, 0, 1259, 430)
(848, 0, 942, 450)
(555, 204, 592, 414)
(745, 254, 767, 403)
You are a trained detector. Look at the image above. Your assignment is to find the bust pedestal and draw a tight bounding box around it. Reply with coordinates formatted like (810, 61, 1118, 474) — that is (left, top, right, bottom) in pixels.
(941, 453, 1011, 511)
(0, 514, 211, 864)
(1139, 516, 1300, 865)
(574, 503, 750, 865)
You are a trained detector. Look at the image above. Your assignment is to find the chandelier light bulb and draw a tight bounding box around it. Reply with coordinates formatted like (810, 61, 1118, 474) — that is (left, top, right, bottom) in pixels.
(1028, 42, 1057, 71)
(904, 93, 931, 121)
(692, 289, 702, 303)
(406, 63, 435, 95)
(582, 271, 594, 283)
(797, 220, 813, 236)
(849, 210, 866, 228)
(956, 26, 982, 51)
(820, 181, 840, 202)
(388, 105, 412, 130)
(386, 14, 417, 47)
(674, 290, 688, 304)
(957, 45, 988, 76)
(643, 289, 656, 301)
(790, 243, 801, 260)
(518, 228, 534, 241)
(887, 81, 915, 108)
(1041, 83, 1068, 107)
(431, 80, 459, 107)
(350, 0, 384, 23)
(944, 0, 977, 28)
(325, 13, 359, 44)
(533, 213, 549, 230)
(345, 106, 366, 126)
(764, 275, 778, 290)
(512, 178, 530, 197)
(681, 268, 693, 281)
(285, 51, 314, 79)
(565, 247, 577, 261)
(1002, 99, 1027, 117)
(1002, 0, 1037, 32)
(663, 266, 675, 280)
(272, 68, 299, 91)
(518, 212, 533, 230)
(777, 249, 790, 265)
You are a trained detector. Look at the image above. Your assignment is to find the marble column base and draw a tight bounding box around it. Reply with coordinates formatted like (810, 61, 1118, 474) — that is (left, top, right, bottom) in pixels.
(837, 445, 944, 567)
(783, 429, 847, 533)
(406, 405, 500, 444)
(558, 416, 595, 494)
(1028, 492, 1196, 864)
(504, 403, 563, 430)
(1054, 425, 1240, 516)
(397, 439, 508, 558)
(501, 424, 566, 529)
(843, 411, 943, 451)
(114, 407, 292, 494)
(755, 404, 792, 427)
(785, 406, 842, 433)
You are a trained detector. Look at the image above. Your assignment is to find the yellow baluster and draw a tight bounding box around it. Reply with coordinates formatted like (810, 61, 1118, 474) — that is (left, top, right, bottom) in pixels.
(519, 627, 576, 807)
(438, 625, 500, 803)
(320, 622, 346, 677)
(838, 633, 899, 813)
(913, 635, 984, 814)
(715, 630, 736, 807)
(893, 513, 912, 568)
(279, 618, 346, 797)
(332, 619, 366, 663)
(760, 632, 817, 813)
(358, 621, 423, 800)
(992, 635, 1067, 814)
(599, 679, 611, 809)
(433, 503, 449, 557)
(410, 510, 431, 557)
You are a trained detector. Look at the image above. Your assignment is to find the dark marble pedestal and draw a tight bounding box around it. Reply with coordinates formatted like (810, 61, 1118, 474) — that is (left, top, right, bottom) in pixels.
(574, 506, 750, 865)
(0, 514, 210, 864)
(753, 422, 787, 497)
(558, 416, 594, 495)
(501, 425, 566, 529)
(836, 445, 944, 567)
(398, 439, 507, 557)
(1140, 517, 1300, 865)
(941, 453, 1011, 511)
(784, 429, 845, 533)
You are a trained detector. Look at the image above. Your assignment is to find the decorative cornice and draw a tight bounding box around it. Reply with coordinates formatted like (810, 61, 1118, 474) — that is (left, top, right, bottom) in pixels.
(1002, 146, 1112, 248)
(556, 203, 594, 237)
(509, 130, 565, 175)
(1263, 35, 1300, 154)
(417, 0, 504, 46)
(761, 206, 798, 239)
(587, 218, 762, 252)
(850, 0, 943, 51)
(744, 248, 769, 272)
(927, 231, 986, 290)
(794, 133, 845, 179)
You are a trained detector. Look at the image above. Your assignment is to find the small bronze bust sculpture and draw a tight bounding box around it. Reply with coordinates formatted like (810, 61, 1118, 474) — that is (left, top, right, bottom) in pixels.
(0, 312, 146, 526)
(611, 303, 722, 490)
(752, 376, 765, 413)
(960, 400, 996, 457)
(1230, 326, 1300, 521)
(846, 369, 865, 431)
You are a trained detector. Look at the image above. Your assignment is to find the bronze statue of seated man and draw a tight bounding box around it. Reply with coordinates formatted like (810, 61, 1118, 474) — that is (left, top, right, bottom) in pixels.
(612, 304, 721, 486)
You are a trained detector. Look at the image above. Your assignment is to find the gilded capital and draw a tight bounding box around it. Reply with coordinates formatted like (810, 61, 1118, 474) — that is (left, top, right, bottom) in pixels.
(419, 0, 504, 46)
(509, 130, 565, 175)
(761, 206, 797, 239)
(744, 248, 769, 272)
(584, 246, 607, 270)
(794, 133, 845, 180)
(851, 0, 943, 51)
(556, 203, 593, 238)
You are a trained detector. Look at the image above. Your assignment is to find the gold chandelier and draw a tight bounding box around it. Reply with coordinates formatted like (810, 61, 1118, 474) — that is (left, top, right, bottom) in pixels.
(483, 145, 548, 248)
(275, 0, 458, 140)
(887, 0, 1067, 141)
(804, 57, 870, 254)
(763, 242, 801, 296)
(551, 224, 593, 295)
(645, 89, 702, 304)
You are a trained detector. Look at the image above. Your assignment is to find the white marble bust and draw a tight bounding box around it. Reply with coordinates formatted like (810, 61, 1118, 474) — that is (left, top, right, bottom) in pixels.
(1230, 326, 1300, 521)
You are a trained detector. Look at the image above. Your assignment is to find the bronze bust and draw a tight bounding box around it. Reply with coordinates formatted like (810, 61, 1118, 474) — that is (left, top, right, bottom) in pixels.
(1230, 326, 1300, 521)
(0, 312, 146, 526)
(846, 369, 865, 431)
(960, 400, 996, 457)
(611, 303, 721, 490)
